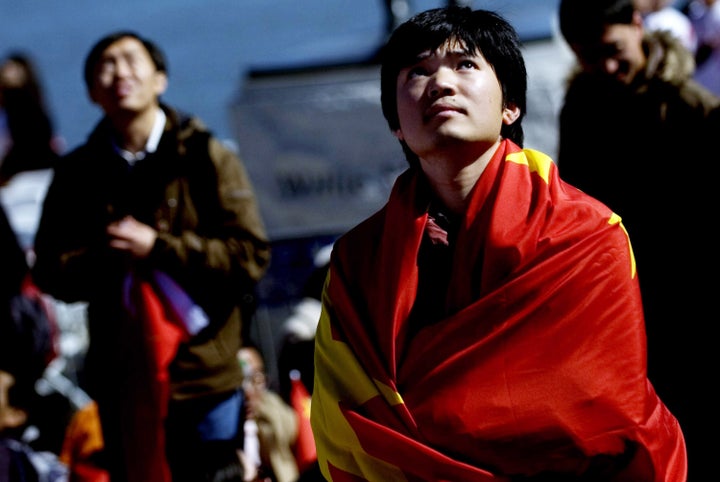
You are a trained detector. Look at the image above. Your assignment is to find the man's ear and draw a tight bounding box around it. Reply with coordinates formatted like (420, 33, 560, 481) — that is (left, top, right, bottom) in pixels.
(502, 103, 521, 125)
(155, 71, 168, 96)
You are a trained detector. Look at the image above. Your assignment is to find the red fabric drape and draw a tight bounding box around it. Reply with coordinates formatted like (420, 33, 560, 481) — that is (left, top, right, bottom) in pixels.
(121, 276, 185, 482)
(311, 140, 686, 481)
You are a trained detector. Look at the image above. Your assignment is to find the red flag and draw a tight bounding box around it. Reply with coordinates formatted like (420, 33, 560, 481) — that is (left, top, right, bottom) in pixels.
(119, 270, 208, 482)
(121, 278, 184, 482)
(290, 369, 317, 473)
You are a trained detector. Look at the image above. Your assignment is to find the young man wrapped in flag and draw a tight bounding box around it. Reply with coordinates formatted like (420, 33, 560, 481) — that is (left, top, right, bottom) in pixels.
(310, 6, 686, 482)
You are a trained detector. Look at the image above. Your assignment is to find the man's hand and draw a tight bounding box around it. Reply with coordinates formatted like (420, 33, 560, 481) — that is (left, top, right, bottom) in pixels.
(107, 216, 158, 259)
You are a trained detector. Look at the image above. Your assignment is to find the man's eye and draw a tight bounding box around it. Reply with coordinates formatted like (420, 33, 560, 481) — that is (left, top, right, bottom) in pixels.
(459, 60, 477, 69)
(407, 66, 427, 78)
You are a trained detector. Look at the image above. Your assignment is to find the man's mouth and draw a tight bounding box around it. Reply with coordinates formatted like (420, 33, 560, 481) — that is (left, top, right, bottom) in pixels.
(114, 83, 133, 97)
(424, 103, 463, 122)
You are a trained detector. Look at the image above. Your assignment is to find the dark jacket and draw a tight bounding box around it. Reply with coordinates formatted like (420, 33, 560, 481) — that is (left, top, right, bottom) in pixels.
(32, 105, 271, 401)
(557, 29, 720, 480)
(559, 30, 720, 226)
(558, 29, 720, 289)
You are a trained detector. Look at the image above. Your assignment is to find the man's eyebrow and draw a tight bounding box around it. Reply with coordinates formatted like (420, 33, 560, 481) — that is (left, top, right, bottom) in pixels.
(412, 47, 473, 63)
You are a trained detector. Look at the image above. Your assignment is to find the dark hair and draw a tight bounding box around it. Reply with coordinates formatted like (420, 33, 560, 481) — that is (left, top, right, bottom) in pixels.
(83, 31, 167, 91)
(380, 6, 527, 166)
(559, 0, 636, 46)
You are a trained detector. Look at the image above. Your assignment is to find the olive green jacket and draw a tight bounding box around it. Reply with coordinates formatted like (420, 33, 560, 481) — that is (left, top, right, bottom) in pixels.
(32, 105, 271, 401)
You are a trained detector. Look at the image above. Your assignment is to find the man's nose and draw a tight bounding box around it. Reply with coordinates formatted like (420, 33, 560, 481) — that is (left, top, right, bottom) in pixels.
(114, 58, 133, 78)
(428, 68, 457, 97)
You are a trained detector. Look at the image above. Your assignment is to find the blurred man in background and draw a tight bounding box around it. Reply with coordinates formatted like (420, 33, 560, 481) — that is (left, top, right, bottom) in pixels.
(557, 0, 720, 478)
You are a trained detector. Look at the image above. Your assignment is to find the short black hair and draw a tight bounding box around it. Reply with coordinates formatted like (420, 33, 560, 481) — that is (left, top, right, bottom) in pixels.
(559, 0, 636, 46)
(83, 31, 167, 91)
(380, 6, 527, 166)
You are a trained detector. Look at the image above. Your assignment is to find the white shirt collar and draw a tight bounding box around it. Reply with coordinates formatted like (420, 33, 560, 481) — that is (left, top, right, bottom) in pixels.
(116, 107, 167, 165)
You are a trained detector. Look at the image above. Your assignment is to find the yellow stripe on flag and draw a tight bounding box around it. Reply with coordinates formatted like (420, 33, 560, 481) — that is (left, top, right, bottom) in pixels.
(506, 148, 554, 184)
(312, 288, 407, 481)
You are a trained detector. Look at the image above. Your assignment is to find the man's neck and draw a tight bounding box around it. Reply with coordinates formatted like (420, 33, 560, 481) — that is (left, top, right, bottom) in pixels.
(111, 104, 161, 154)
(419, 139, 500, 215)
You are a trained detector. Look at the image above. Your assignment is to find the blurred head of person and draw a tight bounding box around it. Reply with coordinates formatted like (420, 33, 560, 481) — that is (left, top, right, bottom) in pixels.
(83, 31, 168, 118)
(237, 346, 267, 419)
(559, 0, 647, 84)
(0, 52, 44, 108)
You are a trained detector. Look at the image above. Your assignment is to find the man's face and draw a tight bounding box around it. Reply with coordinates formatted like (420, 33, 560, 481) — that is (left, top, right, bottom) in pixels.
(570, 20, 646, 84)
(89, 36, 167, 116)
(393, 38, 517, 163)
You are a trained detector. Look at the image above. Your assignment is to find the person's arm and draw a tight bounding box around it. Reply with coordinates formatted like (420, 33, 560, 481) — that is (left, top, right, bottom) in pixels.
(146, 136, 271, 315)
